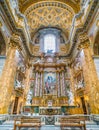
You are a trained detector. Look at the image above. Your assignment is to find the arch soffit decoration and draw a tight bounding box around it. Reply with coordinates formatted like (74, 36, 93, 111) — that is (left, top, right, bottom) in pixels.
(23, 1, 75, 41)
(19, 0, 80, 13)
(1, 0, 98, 58)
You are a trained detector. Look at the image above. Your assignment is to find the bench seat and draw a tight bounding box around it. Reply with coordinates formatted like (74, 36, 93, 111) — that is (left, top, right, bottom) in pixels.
(60, 117, 86, 130)
(14, 117, 41, 130)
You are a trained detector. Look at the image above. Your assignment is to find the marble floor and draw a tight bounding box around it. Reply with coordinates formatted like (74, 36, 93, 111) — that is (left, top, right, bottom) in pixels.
(0, 121, 99, 130)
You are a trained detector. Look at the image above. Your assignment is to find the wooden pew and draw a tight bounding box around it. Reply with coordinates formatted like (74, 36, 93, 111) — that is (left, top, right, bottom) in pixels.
(60, 117, 86, 130)
(14, 117, 41, 130)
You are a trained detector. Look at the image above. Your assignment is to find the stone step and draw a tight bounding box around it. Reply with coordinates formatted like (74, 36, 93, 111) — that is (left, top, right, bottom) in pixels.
(0, 126, 13, 130)
(86, 125, 99, 128)
(1, 125, 14, 127)
(86, 121, 97, 125)
(0, 121, 99, 130)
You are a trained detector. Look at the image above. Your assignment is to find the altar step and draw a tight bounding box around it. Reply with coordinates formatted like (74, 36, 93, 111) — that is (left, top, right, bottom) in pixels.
(0, 121, 14, 130)
(0, 120, 99, 130)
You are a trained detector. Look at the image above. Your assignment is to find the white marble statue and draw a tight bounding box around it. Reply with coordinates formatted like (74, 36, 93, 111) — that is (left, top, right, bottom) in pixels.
(26, 91, 32, 105)
(68, 90, 74, 105)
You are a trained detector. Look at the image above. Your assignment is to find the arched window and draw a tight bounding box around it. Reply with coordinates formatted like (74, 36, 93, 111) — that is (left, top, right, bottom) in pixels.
(44, 34, 56, 53)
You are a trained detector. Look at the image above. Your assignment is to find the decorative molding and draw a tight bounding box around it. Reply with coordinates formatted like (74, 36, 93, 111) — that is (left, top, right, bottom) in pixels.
(76, 32, 90, 49)
(24, 1, 74, 38)
(19, 0, 80, 13)
(0, 0, 98, 58)
(69, 0, 98, 56)
(9, 34, 22, 50)
(0, 1, 30, 56)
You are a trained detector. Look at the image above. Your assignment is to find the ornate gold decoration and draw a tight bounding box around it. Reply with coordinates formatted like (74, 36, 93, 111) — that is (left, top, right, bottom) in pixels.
(77, 33, 90, 49)
(19, 0, 80, 13)
(24, 1, 74, 38)
(32, 46, 40, 55)
(32, 95, 68, 107)
(9, 34, 22, 50)
(60, 44, 69, 54)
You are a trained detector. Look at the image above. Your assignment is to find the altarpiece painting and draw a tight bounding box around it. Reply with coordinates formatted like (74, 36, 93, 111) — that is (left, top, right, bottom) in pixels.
(44, 72, 56, 94)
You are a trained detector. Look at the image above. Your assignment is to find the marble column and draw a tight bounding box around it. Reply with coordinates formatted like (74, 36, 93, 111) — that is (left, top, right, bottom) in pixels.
(62, 71, 66, 96)
(56, 71, 60, 97)
(40, 72, 43, 97)
(69, 66, 75, 94)
(0, 35, 21, 114)
(37, 72, 40, 96)
(59, 72, 63, 96)
(34, 72, 38, 96)
(78, 35, 99, 113)
(24, 64, 31, 104)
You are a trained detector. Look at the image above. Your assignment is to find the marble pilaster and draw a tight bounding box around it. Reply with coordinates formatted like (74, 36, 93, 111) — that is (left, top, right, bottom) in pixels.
(62, 71, 65, 96)
(34, 72, 38, 96)
(0, 34, 21, 114)
(78, 34, 99, 113)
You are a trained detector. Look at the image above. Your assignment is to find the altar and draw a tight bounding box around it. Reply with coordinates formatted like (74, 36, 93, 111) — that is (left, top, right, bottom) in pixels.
(24, 53, 74, 116)
(39, 107, 61, 115)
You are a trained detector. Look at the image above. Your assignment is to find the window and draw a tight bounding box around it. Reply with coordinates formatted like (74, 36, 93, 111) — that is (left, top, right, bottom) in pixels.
(44, 34, 56, 53)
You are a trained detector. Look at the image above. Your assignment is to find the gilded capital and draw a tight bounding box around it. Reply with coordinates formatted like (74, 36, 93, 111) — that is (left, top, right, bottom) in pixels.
(77, 33, 90, 49)
(78, 42, 90, 49)
(9, 34, 22, 50)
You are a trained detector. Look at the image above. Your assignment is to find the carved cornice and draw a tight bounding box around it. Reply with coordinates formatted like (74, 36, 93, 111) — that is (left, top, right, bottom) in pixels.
(0, 0, 98, 58)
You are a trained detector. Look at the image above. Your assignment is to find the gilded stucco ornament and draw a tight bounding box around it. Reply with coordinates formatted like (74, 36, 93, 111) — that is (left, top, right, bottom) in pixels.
(18, 0, 80, 13)
(24, 2, 75, 38)
(77, 33, 90, 49)
(9, 34, 22, 50)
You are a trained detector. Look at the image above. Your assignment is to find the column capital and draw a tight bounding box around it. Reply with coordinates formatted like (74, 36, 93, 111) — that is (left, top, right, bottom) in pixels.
(9, 34, 22, 50)
(77, 32, 90, 49)
(78, 42, 90, 49)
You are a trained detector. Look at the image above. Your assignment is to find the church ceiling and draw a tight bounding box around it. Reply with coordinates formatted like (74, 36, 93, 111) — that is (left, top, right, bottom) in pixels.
(18, 0, 80, 13)
(23, 1, 75, 39)
(0, 0, 98, 57)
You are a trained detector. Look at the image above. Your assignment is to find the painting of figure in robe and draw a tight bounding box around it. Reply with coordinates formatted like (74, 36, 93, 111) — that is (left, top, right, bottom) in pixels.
(44, 72, 56, 94)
